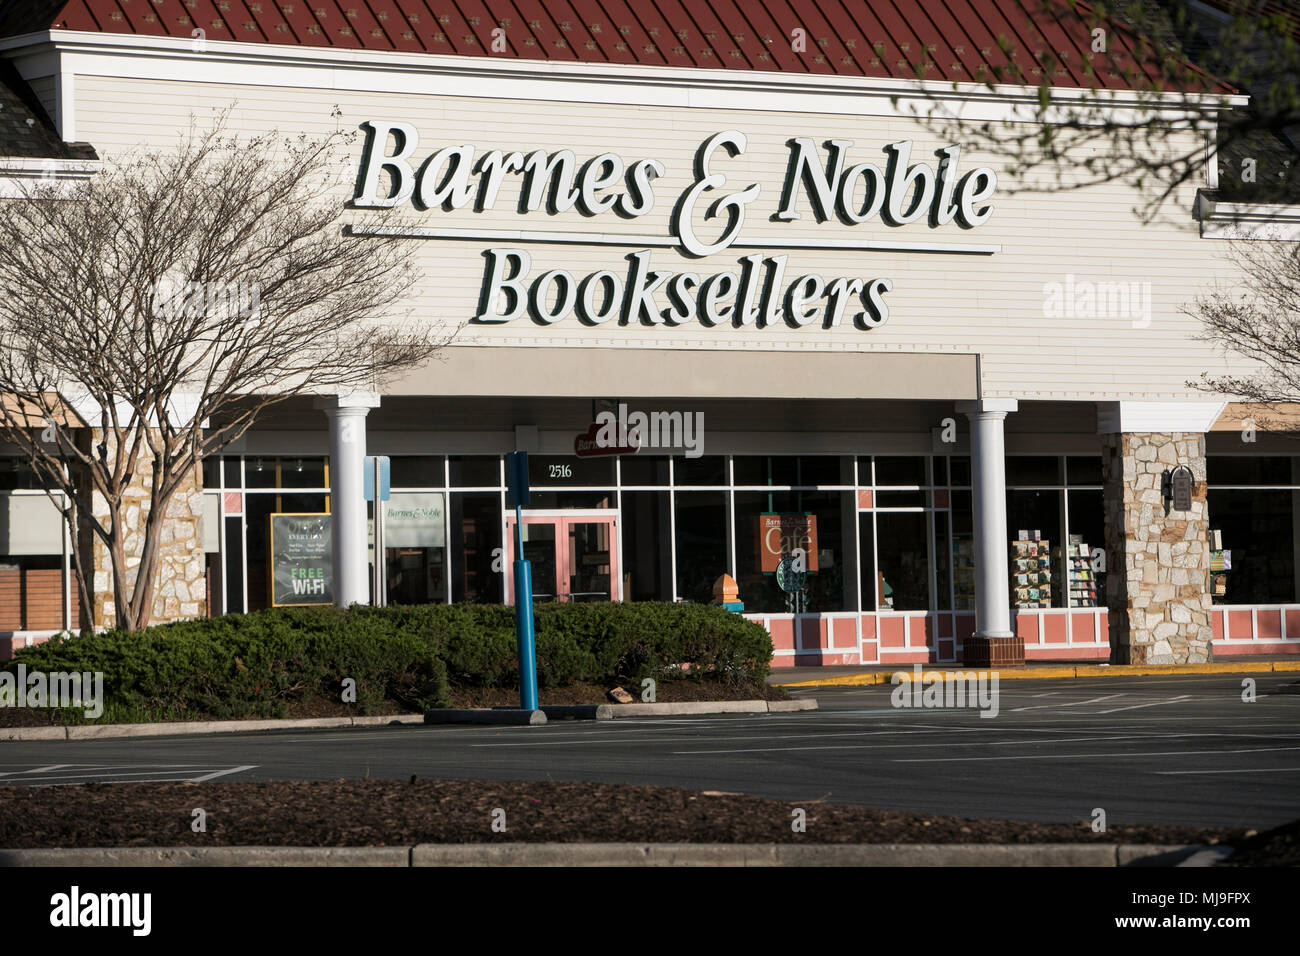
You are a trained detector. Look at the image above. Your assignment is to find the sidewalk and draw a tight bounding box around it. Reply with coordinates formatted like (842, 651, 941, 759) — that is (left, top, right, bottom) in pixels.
(769, 658, 1300, 687)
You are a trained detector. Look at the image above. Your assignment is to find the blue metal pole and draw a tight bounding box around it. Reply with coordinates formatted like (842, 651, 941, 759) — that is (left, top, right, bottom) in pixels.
(513, 504, 538, 711)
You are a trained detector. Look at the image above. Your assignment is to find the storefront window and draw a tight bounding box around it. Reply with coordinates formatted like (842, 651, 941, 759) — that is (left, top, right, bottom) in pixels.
(279, 457, 327, 489)
(675, 455, 727, 486)
(1007, 490, 1063, 607)
(620, 455, 670, 486)
(1208, 456, 1298, 485)
(873, 511, 930, 610)
(449, 456, 501, 488)
(450, 492, 503, 603)
(934, 510, 951, 611)
(1208, 489, 1298, 604)
(1066, 455, 1102, 485)
(673, 491, 727, 603)
(1065, 489, 1106, 607)
(621, 490, 671, 600)
(734, 491, 852, 613)
(870, 456, 927, 487)
(390, 456, 444, 488)
(381, 491, 447, 605)
(1006, 456, 1062, 485)
(733, 455, 841, 486)
(951, 490, 974, 610)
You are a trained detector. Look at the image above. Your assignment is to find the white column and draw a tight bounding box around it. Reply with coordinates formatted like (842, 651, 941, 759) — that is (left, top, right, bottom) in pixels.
(956, 399, 1018, 640)
(316, 393, 380, 608)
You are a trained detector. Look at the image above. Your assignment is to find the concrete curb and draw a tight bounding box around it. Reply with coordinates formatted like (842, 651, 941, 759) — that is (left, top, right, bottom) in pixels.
(774, 660, 1300, 688)
(593, 699, 819, 718)
(0, 714, 427, 742)
(424, 709, 546, 725)
(0, 699, 818, 740)
(0, 842, 1222, 868)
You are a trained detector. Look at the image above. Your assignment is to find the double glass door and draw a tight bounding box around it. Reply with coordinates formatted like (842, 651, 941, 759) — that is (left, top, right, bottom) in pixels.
(505, 514, 617, 604)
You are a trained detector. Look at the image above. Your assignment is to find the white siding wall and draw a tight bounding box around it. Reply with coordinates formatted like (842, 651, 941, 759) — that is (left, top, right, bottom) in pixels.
(72, 72, 1246, 402)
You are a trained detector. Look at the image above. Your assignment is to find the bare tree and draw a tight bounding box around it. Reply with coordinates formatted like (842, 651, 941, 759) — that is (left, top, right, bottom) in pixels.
(1191, 239, 1300, 422)
(894, 1, 1298, 220)
(0, 110, 449, 632)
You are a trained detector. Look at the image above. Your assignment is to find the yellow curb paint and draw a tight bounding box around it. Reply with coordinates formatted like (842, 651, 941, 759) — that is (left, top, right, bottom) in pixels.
(772, 660, 1300, 688)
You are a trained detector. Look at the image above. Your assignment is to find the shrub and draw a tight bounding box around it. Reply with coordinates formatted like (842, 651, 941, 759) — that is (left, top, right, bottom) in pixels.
(1, 601, 772, 722)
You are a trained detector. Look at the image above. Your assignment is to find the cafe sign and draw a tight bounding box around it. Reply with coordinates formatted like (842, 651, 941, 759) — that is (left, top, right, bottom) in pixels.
(353, 126, 999, 331)
(758, 513, 819, 574)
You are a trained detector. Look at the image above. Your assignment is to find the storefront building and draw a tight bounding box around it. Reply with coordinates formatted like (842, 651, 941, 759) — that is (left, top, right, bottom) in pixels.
(2, 0, 1298, 666)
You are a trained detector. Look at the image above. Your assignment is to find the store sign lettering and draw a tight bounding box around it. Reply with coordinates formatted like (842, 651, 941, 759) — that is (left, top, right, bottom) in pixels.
(354, 125, 997, 330)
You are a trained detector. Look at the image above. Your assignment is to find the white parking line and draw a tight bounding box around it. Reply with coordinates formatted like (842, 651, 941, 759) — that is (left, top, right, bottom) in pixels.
(894, 745, 1300, 763)
(1092, 696, 1194, 714)
(1009, 694, 1127, 712)
(191, 765, 257, 782)
(1154, 767, 1300, 775)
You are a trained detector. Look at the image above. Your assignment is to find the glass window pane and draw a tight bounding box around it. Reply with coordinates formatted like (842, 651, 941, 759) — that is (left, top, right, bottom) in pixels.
(1007, 490, 1063, 607)
(950, 457, 972, 486)
(621, 491, 672, 600)
(245, 457, 277, 488)
(932, 457, 949, 486)
(620, 455, 670, 486)
(734, 491, 853, 613)
(386, 546, 446, 604)
(873, 456, 927, 486)
(1208, 489, 1297, 603)
(874, 512, 930, 610)
(1066, 455, 1103, 485)
(279, 457, 327, 489)
(390, 456, 445, 488)
(223, 457, 242, 488)
(202, 457, 220, 489)
(527, 491, 614, 509)
(733, 456, 798, 486)
(1006, 456, 1062, 485)
(673, 491, 728, 603)
(451, 492, 503, 603)
(857, 513, 876, 612)
(674, 455, 727, 485)
(449, 456, 501, 487)
(875, 490, 924, 508)
(951, 490, 974, 610)
(934, 510, 951, 611)
(1065, 489, 1105, 607)
(1207, 456, 1298, 486)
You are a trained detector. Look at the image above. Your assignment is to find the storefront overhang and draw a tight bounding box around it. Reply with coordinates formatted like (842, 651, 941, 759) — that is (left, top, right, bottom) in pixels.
(386, 346, 978, 401)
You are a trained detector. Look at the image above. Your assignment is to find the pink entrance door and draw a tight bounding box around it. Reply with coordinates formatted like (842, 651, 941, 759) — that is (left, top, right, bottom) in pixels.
(504, 515, 618, 605)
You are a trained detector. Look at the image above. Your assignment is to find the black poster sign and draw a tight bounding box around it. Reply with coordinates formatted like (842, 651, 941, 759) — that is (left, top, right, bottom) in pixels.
(270, 513, 333, 606)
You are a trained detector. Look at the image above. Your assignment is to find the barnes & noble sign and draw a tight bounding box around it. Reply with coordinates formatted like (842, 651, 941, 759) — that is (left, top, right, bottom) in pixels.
(353, 125, 1000, 331)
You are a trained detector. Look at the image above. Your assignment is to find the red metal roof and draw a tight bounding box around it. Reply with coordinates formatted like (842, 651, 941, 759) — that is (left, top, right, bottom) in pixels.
(10, 0, 1230, 93)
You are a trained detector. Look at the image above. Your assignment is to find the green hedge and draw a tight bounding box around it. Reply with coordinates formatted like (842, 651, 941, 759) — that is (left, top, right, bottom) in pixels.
(2, 602, 772, 723)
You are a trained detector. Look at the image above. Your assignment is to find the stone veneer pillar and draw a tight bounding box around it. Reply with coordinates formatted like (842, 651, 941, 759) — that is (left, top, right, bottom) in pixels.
(1102, 432, 1213, 664)
(87, 437, 206, 629)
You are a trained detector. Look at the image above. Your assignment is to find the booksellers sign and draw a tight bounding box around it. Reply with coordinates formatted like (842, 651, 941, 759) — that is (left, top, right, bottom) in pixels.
(270, 513, 332, 606)
(353, 126, 999, 331)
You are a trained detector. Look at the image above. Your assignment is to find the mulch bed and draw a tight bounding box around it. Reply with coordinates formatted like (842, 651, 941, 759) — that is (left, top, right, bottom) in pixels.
(0, 677, 782, 726)
(0, 779, 1248, 850)
(1220, 819, 1300, 867)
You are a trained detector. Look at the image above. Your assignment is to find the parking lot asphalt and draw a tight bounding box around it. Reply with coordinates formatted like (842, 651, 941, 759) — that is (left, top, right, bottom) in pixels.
(1, 674, 1297, 829)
